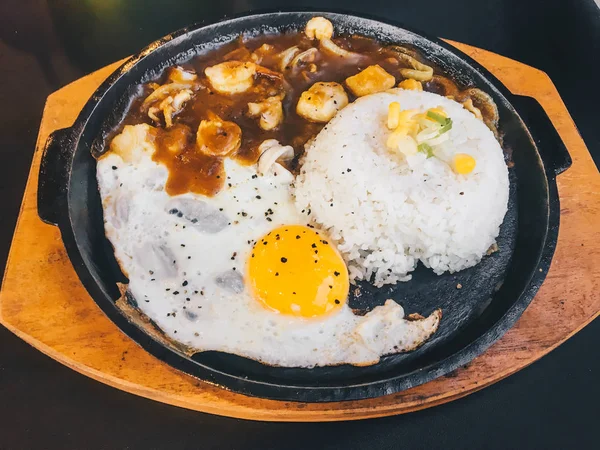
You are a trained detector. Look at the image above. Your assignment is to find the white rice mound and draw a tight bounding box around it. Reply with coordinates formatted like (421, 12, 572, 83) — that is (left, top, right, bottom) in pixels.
(294, 89, 509, 287)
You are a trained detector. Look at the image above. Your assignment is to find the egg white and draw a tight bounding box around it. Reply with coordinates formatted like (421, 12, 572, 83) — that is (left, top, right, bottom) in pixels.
(97, 125, 439, 367)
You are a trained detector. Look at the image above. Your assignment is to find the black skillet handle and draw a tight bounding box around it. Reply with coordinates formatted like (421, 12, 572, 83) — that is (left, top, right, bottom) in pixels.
(510, 95, 572, 176)
(38, 127, 74, 226)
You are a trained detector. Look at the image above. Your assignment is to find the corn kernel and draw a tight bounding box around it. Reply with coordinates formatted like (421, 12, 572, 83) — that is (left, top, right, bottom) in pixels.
(452, 153, 476, 174)
(388, 102, 401, 130)
(398, 79, 423, 91)
(428, 106, 447, 117)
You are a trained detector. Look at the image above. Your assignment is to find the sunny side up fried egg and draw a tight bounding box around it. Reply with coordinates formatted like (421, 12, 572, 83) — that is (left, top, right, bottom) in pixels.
(97, 124, 440, 368)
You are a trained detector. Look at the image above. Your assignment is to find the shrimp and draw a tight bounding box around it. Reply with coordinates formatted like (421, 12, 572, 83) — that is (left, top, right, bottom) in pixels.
(305, 17, 334, 40)
(205, 61, 257, 94)
(196, 112, 242, 157)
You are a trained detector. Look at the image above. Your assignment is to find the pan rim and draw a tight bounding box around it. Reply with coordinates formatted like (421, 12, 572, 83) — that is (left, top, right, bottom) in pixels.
(55, 9, 559, 402)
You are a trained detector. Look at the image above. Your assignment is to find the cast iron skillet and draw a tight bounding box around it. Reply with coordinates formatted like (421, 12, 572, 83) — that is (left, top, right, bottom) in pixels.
(37, 10, 571, 402)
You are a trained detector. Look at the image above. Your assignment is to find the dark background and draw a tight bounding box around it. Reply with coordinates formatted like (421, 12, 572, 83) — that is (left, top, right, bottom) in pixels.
(1, 0, 598, 449)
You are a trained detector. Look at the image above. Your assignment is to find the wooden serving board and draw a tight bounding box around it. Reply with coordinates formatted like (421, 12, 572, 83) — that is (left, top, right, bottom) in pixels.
(1, 41, 599, 422)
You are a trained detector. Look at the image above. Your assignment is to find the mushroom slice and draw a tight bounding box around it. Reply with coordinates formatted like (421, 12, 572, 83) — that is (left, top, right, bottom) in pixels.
(426, 75, 460, 98)
(257, 139, 294, 179)
(247, 95, 284, 131)
(296, 81, 349, 123)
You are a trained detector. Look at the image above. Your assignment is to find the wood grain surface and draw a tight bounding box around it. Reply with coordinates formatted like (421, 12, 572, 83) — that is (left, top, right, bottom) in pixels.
(0, 41, 598, 422)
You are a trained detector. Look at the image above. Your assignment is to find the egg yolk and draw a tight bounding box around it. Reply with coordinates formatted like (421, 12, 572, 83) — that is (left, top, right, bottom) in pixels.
(247, 225, 349, 318)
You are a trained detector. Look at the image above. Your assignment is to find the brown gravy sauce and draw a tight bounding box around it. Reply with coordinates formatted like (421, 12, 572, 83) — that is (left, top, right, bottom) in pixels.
(111, 32, 490, 196)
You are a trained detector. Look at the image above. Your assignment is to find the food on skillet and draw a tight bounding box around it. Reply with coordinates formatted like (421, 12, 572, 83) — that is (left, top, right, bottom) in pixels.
(96, 17, 508, 367)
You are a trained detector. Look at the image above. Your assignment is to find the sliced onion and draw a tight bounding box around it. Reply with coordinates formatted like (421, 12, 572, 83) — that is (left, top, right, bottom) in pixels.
(320, 38, 362, 60)
(278, 46, 301, 71)
(395, 53, 434, 81)
(142, 83, 192, 109)
(290, 48, 319, 69)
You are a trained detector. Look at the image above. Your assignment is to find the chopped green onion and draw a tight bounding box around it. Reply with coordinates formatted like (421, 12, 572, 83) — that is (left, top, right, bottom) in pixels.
(438, 118, 453, 134)
(426, 111, 453, 135)
(426, 110, 447, 123)
(418, 142, 434, 158)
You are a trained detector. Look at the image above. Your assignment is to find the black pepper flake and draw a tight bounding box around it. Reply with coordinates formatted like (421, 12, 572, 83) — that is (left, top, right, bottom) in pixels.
(180, 244, 186, 247)
(281, 257, 288, 263)
(322, 240, 329, 245)
(187, 256, 191, 259)
(311, 243, 317, 248)
(256, 195, 262, 199)
(228, 183, 232, 187)
(334, 271, 340, 276)
(296, 235, 301, 239)
(263, 241, 268, 245)
(266, 217, 272, 222)
(150, 278, 155, 281)
(186, 298, 190, 301)
(194, 290, 198, 294)
(347, 168, 352, 172)
(241, 212, 247, 217)
(251, 253, 255, 257)
(292, 292, 296, 295)
(329, 285, 333, 289)
(200, 291, 204, 295)
(219, 208, 223, 211)
(232, 267, 236, 271)
(334, 299, 340, 304)
(182, 280, 188, 286)
(166, 288, 171, 291)
(216, 175, 220, 179)
(174, 330, 177, 334)
(275, 272, 279, 276)
(251, 174, 258, 179)
(112, 166, 117, 170)
(460, 192, 464, 195)
(173, 291, 180, 295)
(314, 250, 318, 254)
